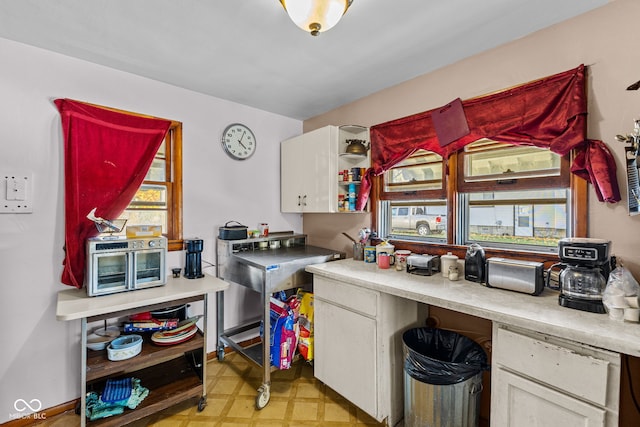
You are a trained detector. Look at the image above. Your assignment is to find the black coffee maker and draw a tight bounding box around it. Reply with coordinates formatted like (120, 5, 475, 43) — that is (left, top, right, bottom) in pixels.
(546, 238, 613, 313)
(184, 239, 204, 279)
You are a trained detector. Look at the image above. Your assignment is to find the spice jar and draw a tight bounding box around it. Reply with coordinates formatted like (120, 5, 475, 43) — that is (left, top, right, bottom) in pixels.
(448, 265, 459, 281)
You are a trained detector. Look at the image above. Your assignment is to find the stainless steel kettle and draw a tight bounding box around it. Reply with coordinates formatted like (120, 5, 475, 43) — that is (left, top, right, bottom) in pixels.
(345, 139, 369, 155)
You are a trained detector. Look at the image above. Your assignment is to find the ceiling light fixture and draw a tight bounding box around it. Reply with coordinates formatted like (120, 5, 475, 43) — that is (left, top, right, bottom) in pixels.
(279, 0, 353, 36)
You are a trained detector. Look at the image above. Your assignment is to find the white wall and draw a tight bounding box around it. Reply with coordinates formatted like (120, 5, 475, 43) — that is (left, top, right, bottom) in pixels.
(0, 37, 302, 422)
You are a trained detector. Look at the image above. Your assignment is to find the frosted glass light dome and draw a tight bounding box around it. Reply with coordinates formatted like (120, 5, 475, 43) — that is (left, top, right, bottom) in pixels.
(280, 0, 353, 36)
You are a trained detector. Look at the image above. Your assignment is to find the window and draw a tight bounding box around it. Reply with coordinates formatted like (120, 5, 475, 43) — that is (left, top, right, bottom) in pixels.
(121, 121, 183, 251)
(462, 189, 568, 250)
(381, 150, 447, 242)
(377, 140, 578, 253)
(383, 150, 444, 194)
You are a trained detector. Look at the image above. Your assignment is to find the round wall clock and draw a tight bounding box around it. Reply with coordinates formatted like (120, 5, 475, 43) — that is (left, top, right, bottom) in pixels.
(221, 123, 256, 160)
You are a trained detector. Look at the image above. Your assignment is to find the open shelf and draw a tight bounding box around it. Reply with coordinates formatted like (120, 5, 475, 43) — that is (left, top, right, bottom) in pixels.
(86, 356, 203, 426)
(86, 331, 204, 382)
(339, 153, 368, 161)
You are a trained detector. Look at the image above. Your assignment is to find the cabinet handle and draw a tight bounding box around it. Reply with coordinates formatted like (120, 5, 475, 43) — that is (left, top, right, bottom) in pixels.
(297, 195, 301, 206)
(302, 195, 307, 206)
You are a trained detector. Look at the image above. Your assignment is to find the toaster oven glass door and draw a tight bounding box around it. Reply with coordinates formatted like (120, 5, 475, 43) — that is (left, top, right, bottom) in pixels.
(91, 252, 130, 296)
(133, 249, 165, 288)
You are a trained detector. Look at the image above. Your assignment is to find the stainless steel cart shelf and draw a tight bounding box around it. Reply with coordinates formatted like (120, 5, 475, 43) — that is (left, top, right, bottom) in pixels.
(216, 232, 343, 409)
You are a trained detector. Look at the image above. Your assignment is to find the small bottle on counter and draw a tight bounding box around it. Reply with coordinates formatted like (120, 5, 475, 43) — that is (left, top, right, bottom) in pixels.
(448, 265, 459, 281)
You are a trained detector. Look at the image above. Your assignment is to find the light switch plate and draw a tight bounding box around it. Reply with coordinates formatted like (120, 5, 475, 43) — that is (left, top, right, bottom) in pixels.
(0, 172, 33, 213)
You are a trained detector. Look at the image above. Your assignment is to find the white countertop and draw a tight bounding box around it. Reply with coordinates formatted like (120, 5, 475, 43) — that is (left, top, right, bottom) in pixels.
(56, 274, 229, 321)
(306, 259, 640, 357)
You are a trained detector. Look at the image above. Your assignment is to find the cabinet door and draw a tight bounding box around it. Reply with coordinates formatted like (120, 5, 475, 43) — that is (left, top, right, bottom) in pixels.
(492, 368, 607, 427)
(281, 137, 306, 212)
(280, 126, 337, 213)
(314, 298, 378, 418)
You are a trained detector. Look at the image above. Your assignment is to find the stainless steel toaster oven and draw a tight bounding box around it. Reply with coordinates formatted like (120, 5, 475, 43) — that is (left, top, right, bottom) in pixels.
(86, 236, 167, 297)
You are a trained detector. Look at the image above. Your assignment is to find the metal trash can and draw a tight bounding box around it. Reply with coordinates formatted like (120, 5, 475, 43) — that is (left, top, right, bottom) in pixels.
(403, 328, 488, 427)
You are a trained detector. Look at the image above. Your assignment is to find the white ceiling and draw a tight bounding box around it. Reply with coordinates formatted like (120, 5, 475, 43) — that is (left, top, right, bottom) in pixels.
(0, 0, 608, 120)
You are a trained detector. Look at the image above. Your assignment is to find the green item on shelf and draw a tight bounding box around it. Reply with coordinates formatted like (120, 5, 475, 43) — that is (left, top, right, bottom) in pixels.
(85, 377, 149, 421)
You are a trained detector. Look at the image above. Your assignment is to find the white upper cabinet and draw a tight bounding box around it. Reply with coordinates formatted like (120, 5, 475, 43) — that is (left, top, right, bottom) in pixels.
(280, 125, 370, 213)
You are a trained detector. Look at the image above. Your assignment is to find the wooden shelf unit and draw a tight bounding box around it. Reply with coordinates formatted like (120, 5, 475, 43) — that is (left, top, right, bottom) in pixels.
(56, 275, 228, 427)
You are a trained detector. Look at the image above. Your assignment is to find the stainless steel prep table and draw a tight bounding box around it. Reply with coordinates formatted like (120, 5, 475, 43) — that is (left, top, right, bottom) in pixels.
(215, 233, 343, 409)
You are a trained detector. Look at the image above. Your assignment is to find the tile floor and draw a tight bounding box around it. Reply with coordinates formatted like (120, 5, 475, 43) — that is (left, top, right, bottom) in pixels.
(34, 352, 386, 427)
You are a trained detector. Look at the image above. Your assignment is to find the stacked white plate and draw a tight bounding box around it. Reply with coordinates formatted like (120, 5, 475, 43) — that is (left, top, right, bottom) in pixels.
(87, 326, 121, 351)
(151, 316, 201, 346)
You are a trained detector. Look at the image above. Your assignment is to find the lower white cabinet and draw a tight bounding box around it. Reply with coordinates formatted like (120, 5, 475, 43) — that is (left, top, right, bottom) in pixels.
(491, 324, 620, 427)
(313, 276, 418, 426)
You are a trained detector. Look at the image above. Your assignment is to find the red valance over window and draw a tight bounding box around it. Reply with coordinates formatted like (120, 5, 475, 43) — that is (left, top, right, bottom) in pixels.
(358, 65, 620, 209)
(54, 99, 171, 288)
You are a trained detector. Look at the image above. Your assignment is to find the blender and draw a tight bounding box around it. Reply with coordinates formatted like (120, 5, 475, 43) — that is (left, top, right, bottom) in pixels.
(546, 238, 613, 313)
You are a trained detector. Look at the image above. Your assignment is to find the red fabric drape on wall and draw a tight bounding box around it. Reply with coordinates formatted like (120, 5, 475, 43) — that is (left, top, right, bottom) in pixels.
(54, 99, 171, 288)
(357, 65, 620, 209)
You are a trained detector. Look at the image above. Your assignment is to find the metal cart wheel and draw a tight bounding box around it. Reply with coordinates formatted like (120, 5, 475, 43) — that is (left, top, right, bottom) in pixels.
(217, 345, 225, 361)
(255, 385, 271, 410)
(197, 396, 207, 412)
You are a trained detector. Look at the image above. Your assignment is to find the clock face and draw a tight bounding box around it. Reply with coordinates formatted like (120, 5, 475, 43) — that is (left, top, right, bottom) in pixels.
(222, 123, 256, 160)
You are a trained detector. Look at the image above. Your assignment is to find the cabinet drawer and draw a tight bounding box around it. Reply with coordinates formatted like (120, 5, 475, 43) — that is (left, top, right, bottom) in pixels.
(314, 277, 377, 317)
(492, 367, 607, 426)
(494, 326, 618, 407)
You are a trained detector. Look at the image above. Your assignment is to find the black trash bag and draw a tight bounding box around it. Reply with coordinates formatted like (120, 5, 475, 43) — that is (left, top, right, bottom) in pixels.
(403, 327, 489, 386)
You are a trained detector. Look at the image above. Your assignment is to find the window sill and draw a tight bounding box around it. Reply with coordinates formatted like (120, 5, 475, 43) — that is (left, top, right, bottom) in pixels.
(378, 239, 560, 268)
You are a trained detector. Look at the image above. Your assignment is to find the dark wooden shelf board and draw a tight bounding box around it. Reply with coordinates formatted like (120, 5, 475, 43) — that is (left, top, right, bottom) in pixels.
(86, 356, 203, 426)
(86, 331, 204, 382)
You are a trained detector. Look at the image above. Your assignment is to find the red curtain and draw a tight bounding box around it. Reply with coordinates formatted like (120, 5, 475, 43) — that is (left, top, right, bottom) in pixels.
(54, 99, 172, 288)
(357, 65, 620, 209)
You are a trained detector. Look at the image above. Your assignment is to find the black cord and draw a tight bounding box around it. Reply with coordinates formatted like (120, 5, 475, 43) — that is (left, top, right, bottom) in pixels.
(625, 354, 640, 413)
